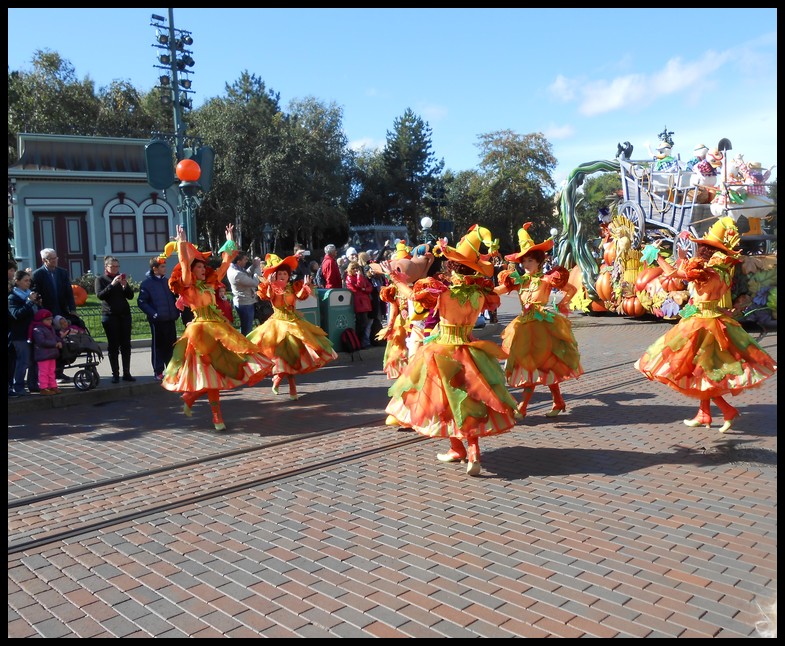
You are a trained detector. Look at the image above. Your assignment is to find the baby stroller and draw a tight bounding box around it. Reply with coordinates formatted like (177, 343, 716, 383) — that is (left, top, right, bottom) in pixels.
(58, 313, 103, 391)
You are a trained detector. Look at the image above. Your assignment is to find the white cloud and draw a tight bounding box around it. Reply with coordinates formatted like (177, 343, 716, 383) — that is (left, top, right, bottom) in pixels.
(548, 74, 576, 102)
(555, 49, 735, 117)
(419, 103, 448, 123)
(348, 137, 383, 153)
(543, 123, 575, 140)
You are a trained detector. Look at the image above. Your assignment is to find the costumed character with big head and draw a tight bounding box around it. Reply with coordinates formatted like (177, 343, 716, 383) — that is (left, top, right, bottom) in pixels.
(247, 253, 337, 400)
(162, 225, 273, 431)
(372, 241, 435, 379)
(384, 225, 518, 477)
(634, 218, 777, 432)
(494, 222, 584, 418)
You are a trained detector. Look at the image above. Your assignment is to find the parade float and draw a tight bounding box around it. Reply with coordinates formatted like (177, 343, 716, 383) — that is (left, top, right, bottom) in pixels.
(554, 129, 777, 329)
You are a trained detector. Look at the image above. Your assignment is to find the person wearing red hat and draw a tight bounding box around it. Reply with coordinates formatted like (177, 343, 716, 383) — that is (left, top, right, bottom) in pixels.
(385, 225, 518, 477)
(635, 218, 777, 432)
(161, 224, 273, 431)
(494, 222, 584, 418)
(247, 252, 337, 400)
(28, 308, 63, 395)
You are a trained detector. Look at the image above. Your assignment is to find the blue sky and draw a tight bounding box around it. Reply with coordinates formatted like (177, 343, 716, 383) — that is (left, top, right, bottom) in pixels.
(8, 8, 778, 186)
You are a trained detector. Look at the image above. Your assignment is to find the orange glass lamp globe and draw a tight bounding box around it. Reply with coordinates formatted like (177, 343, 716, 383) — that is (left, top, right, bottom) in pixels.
(176, 159, 201, 182)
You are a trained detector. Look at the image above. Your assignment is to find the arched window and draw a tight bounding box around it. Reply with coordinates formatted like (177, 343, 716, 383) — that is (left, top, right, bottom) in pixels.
(140, 196, 174, 254)
(107, 198, 138, 253)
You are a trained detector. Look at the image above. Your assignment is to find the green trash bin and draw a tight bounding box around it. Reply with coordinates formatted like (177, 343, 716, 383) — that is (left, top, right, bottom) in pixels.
(318, 288, 355, 348)
(296, 292, 320, 327)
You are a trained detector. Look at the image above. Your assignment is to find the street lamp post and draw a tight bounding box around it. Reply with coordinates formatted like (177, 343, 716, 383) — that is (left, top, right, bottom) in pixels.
(549, 227, 560, 267)
(420, 216, 435, 245)
(146, 11, 213, 244)
(263, 224, 274, 257)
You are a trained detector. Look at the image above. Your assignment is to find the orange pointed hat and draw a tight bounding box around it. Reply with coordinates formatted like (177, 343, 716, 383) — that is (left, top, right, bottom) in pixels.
(263, 253, 298, 278)
(159, 240, 211, 263)
(504, 222, 554, 262)
(689, 217, 741, 258)
(438, 224, 497, 277)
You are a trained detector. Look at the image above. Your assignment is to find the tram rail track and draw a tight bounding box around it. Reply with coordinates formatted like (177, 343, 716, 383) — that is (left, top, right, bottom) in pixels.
(8, 423, 427, 555)
(8, 368, 646, 556)
(9, 360, 638, 511)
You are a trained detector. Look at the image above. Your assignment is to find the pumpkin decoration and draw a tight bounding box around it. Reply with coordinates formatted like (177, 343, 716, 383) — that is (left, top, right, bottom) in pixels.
(603, 241, 616, 265)
(660, 274, 686, 292)
(635, 266, 663, 292)
(71, 284, 88, 306)
(622, 294, 645, 318)
(595, 267, 613, 302)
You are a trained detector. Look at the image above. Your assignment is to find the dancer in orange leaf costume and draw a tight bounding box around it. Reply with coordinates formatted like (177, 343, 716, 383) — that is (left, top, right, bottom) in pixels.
(635, 218, 776, 433)
(385, 225, 518, 477)
(247, 253, 337, 400)
(161, 224, 273, 431)
(494, 223, 583, 418)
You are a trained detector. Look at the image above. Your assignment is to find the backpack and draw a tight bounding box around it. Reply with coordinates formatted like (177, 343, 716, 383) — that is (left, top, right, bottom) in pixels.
(340, 327, 363, 361)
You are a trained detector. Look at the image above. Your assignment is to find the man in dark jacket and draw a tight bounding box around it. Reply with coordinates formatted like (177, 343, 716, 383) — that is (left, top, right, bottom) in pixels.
(137, 256, 180, 380)
(31, 248, 76, 318)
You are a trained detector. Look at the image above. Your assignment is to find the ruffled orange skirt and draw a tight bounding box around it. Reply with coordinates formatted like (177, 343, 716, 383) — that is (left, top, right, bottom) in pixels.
(386, 324, 518, 440)
(247, 309, 336, 376)
(635, 313, 776, 399)
(162, 313, 273, 393)
(500, 310, 583, 387)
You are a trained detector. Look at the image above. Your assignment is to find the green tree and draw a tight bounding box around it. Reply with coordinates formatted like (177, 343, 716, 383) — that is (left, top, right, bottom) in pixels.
(382, 108, 444, 239)
(576, 171, 622, 227)
(474, 130, 557, 252)
(95, 80, 158, 138)
(8, 50, 100, 162)
(443, 169, 484, 246)
(189, 71, 282, 252)
(279, 96, 351, 252)
(347, 146, 391, 227)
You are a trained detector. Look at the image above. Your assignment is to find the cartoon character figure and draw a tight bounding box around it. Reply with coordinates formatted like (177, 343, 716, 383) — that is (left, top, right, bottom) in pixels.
(372, 241, 436, 379)
(685, 143, 709, 172)
(691, 148, 723, 187)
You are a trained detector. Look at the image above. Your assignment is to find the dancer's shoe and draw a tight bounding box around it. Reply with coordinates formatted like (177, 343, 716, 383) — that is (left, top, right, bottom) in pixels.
(211, 408, 225, 431)
(545, 405, 566, 418)
(713, 399, 739, 434)
(466, 440, 481, 476)
(437, 450, 466, 463)
(182, 393, 198, 417)
(289, 394, 298, 401)
(385, 414, 401, 427)
(683, 413, 711, 428)
(718, 412, 739, 434)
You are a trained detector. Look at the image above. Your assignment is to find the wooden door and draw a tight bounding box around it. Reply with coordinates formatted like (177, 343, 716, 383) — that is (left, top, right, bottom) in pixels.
(33, 212, 90, 279)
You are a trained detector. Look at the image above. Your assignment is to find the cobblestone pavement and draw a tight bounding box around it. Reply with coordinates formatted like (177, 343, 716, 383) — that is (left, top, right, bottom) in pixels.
(8, 297, 777, 637)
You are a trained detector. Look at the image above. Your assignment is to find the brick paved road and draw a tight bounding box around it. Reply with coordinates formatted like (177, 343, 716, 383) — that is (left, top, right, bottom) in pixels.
(8, 299, 777, 637)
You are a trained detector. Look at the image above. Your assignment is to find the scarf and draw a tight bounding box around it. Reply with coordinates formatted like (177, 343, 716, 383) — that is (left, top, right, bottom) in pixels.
(13, 286, 31, 301)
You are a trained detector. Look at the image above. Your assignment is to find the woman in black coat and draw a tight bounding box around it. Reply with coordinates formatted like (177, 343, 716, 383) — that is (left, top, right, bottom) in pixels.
(95, 255, 135, 383)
